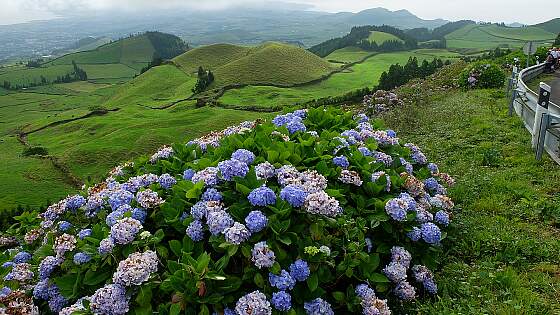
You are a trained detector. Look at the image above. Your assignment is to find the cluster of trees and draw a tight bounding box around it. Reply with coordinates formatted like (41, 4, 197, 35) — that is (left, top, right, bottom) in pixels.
(26, 59, 44, 68)
(378, 57, 449, 90)
(140, 55, 164, 74)
(309, 25, 417, 57)
(555, 33, 560, 46)
(145, 31, 189, 60)
(405, 20, 476, 45)
(192, 66, 215, 94)
(2, 60, 87, 90)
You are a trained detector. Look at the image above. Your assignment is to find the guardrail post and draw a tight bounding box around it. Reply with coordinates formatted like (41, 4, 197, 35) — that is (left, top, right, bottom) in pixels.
(531, 82, 551, 149)
(509, 88, 518, 116)
(536, 113, 550, 161)
(507, 66, 518, 96)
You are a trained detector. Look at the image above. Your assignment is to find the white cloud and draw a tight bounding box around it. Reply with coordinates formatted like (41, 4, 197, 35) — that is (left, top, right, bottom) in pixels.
(0, 0, 557, 25)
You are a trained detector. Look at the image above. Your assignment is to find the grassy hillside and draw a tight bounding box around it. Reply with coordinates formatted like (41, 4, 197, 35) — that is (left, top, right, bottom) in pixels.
(367, 31, 403, 44)
(325, 47, 374, 63)
(534, 18, 560, 34)
(211, 42, 335, 87)
(446, 24, 556, 51)
(173, 43, 251, 74)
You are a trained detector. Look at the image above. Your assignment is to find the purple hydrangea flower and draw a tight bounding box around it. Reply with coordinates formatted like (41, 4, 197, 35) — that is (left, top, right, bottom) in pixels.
(218, 159, 249, 181)
(374, 151, 393, 167)
(66, 195, 86, 210)
(332, 155, 349, 168)
(98, 238, 115, 256)
(255, 162, 276, 180)
(131, 208, 147, 223)
(304, 298, 334, 315)
(428, 163, 439, 175)
(48, 291, 68, 313)
(235, 291, 272, 315)
(33, 279, 50, 300)
(186, 220, 205, 242)
(286, 117, 306, 134)
(391, 246, 412, 268)
(385, 197, 409, 221)
(207, 210, 234, 235)
(394, 281, 416, 301)
(269, 270, 296, 291)
(355, 284, 375, 299)
(224, 222, 251, 245)
(39, 256, 61, 280)
(106, 205, 130, 226)
(251, 241, 275, 269)
(245, 211, 268, 233)
(110, 218, 142, 245)
(90, 284, 130, 315)
(190, 201, 208, 220)
(358, 146, 372, 156)
(400, 158, 414, 174)
(272, 291, 292, 311)
(0, 287, 11, 299)
(289, 259, 310, 282)
(232, 149, 255, 165)
(2, 262, 14, 269)
(280, 184, 307, 207)
(248, 186, 277, 207)
(382, 262, 407, 283)
(107, 189, 134, 211)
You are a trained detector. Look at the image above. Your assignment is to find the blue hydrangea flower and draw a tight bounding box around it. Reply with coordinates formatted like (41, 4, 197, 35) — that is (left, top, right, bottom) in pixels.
(190, 201, 208, 220)
(355, 113, 369, 123)
(183, 169, 195, 181)
(39, 256, 61, 280)
(33, 279, 50, 300)
(358, 146, 372, 156)
(48, 291, 68, 313)
(207, 210, 234, 235)
(355, 284, 375, 299)
(434, 211, 450, 226)
(421, 223, 442, 244)
(58, 221, 72, 232)
(407, 227, 422, 241)
(289, 259, 310, 282)
(248, 186, 277, 207)
(293, 109, 307, 118)
(218, 159, 249, 181)
(428, 163, 439, 175)
(232, 149, 255, 165)
(287, 119, 306, 134)
(78, 228, 92, 240)
(73, 252, 91, 265)
(131, 208, 148, 223)
(107, 189, 134, 211)
(272, 291, 292, 311)
(365, 237, 373, 253)
(66, 195, 86, 210)
(332, 156, 349, 168)
(424, 178, 439, 192)
(386, 129, 397, 137)
(202, 188, 222, 202)
(13, 251, 32, 264)
(186, 220, 205, 242)
(385, 197, 409, 221)
(158, 174, 177, 190)
(251, 241, 275, 269)
(400, 158, 414, 174)
(245, 211, 268, 233)
(106, 204, 131, 226)
(0, 286, 11, 299)
(304, 298, 334, 315)
(110, 218, 142, 245)
(224, 222, 251, 245)
(180, 212, 189, 221)
(2, 262, 14, 268)
(255, 162, 276, 180)
(374, 151, 393, 167)
(423, 278, 438, 294)
(391, 246, 412, 268)
(269, 270, 296, 291)
(273, 114, 293, 127)
(280, 184, 307, 207)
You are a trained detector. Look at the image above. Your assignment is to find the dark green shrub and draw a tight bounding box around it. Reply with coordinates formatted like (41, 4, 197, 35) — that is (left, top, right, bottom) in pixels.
(21, 146, 48, 157)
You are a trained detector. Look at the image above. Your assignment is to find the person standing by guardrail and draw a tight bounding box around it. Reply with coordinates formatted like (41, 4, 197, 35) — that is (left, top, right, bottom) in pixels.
(544, 51, 555, 73)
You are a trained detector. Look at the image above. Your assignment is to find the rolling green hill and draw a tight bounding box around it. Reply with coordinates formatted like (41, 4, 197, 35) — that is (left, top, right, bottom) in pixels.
(367, 31, 403, 45)
(0, 32, 187, 88)
(446, 24, 556, 51)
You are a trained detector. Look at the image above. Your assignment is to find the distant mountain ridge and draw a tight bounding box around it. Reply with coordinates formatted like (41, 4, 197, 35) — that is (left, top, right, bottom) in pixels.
(326, 8, 448, 30)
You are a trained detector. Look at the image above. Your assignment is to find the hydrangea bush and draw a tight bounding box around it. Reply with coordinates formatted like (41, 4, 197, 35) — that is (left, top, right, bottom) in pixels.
(459, 62, 506, 89)
(0, 107, 455, 314)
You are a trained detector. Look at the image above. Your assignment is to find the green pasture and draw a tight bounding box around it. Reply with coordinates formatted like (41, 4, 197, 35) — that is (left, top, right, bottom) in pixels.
(446, 24, 556, 50)
(173, 43, 252, 75)
(325, 47, 375, 64)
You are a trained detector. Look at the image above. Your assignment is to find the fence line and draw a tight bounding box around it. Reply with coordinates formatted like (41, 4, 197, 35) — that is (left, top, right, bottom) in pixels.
(509, 63, 560, 165)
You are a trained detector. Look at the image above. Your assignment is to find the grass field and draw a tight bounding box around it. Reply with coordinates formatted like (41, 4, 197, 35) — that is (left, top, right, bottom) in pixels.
(446, 24, 556, 51)
(325, 47, 375, 64)
(173, 43, 251, 75)
(382, 88, 560, 313)
(219, 49, 460, 108)
(367, 31, 403, 44)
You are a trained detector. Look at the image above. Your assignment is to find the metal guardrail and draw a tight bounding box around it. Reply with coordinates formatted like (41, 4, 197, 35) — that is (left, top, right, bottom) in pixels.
(509, 63, 560, 165)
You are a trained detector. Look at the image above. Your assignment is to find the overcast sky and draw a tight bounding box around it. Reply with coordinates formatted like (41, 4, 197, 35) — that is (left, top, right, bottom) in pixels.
(0, 0, 557, 25)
